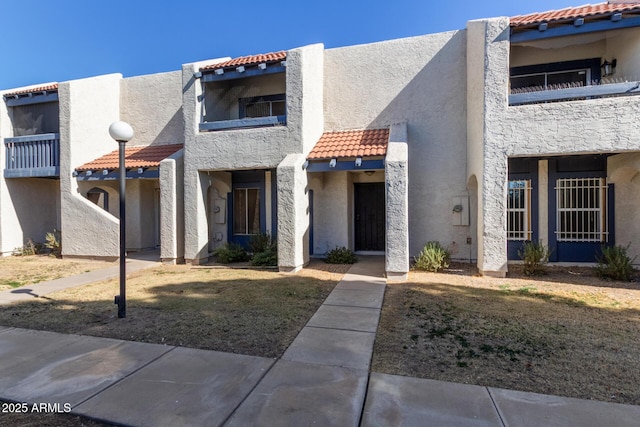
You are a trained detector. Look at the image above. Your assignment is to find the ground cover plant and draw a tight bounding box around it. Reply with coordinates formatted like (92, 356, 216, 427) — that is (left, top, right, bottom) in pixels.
(373, 262, 640, 405)
(0, 260, 349, 358)
(0, 255, 115, 292)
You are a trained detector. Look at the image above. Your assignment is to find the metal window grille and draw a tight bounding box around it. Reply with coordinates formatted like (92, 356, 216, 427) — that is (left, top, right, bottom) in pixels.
(507, 180, 532, 240)
(555, 177, 608, 242)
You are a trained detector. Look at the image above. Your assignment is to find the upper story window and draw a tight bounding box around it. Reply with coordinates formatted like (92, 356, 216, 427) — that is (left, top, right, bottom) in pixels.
(510, 58, 600, 94)
(3, 86, 59, 136)
(198, 52, 287, 132)
(239, 94, 286, 119)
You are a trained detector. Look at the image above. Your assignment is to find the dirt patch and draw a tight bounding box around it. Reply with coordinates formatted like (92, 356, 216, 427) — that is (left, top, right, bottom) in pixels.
(373, 262, 640, 405)
(0, 255, 116, 292)
(0, 259, 348, 358)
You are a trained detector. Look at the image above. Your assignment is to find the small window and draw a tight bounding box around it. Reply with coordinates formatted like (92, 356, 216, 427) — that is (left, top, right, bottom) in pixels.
(555, 178, 608, 242)
(239, 94, 285, 119)
(87, 188, 109, 212)
(507, 180, 532, 241)
(233, 188, 260, 235)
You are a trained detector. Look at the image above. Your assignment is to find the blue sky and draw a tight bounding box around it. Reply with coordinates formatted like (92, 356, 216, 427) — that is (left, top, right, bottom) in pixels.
(1, 0, 584, 90)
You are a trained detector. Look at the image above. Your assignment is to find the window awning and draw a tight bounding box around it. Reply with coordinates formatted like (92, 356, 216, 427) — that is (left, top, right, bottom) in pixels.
(75, 144, 183, 180)
(305, 129, 389, 172)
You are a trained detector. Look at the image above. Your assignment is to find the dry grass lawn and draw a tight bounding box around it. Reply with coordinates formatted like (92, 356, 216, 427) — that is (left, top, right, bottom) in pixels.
(0, 255, 116, 292)
(373, 263, 640, 405)
(0, 260, 349, 358)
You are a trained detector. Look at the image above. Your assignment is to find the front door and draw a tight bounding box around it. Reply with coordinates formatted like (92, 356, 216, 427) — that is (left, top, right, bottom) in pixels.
(354, 183, 385, 251)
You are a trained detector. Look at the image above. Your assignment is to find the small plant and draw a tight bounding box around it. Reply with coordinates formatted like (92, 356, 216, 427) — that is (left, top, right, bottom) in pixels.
(251, 248, 278, 266)
(595, 244, 637, 281)
(249, 233, 276, 254)
(413, 241, 450, 272)
(325, 246, 357, 264)
(45, 229, 62, 258)
(212, 243, 250, 264)
(518, 240, 551, 276)
(13, 239, 43, 256)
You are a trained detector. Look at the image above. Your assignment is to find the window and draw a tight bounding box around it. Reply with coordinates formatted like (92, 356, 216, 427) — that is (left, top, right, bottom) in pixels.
(11, 102, 59, 136)
(87, 188, 109, 212)
(233, 188, 260, 235)
(555, 178, 608, 242)
(507, 180, 532, 240)
(239, 94, 285, 119)
(511, 69, 589, 92)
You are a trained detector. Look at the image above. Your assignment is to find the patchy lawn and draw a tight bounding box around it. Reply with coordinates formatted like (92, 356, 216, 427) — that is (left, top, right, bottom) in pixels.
(0, 260, 349, 358)
(373, 263, 640, 405)
(0, 255, 116, 292)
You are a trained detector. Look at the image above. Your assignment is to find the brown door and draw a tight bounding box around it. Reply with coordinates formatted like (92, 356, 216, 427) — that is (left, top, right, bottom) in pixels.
(354, 183, 385, 251)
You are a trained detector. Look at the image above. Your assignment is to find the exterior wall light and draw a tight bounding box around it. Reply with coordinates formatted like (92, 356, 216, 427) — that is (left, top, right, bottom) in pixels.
(109, 121, 134, 319)
(329, 158, 337, 168)
(602, 59, 617, 77)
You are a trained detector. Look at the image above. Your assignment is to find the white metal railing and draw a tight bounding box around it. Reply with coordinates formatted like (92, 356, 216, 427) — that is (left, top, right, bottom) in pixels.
(555, 177, 608, 242)
(507, 180, 532, 240)
(509, 78, 640, 106)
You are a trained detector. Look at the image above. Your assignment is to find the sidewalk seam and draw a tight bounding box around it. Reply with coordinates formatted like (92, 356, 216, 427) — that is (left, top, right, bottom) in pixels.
(486, 387, 507, 427)
(73, 345, 178, 409)
(220, 358, 278, 426)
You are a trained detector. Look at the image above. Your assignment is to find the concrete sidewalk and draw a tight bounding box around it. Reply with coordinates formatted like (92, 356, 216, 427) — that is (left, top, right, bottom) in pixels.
(0, 255, 159, 305)
(1, 257, 639, 426)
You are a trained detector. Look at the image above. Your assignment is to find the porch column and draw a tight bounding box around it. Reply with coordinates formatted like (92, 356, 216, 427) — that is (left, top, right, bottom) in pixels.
(385, 122, 409, 281)
(277, 153, 309, 272)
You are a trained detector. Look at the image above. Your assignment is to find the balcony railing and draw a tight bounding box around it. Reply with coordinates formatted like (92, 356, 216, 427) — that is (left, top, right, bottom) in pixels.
(199, 115, 287, 132)
(4, 133, 60, 178)
(509, 79, 640, 106)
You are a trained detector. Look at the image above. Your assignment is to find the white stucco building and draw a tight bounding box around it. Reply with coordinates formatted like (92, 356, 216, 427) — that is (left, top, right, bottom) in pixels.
(2, 1, 640, 278)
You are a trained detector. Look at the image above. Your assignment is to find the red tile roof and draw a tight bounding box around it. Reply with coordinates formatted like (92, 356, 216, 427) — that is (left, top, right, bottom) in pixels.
(3, 83, 59, 97)
(511, 2, 640, 27)
(200, 51, 286, 71)
(307, 129, 389, 160)
(76, 144, 183, 171)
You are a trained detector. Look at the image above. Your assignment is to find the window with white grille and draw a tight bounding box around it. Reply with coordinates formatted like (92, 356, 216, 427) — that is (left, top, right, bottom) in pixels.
(555, 178, 608, 242)
(507, 180, 532, 240)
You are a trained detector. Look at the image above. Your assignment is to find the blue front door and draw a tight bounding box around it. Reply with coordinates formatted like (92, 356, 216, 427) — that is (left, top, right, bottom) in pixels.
(228, 171, 266, 248)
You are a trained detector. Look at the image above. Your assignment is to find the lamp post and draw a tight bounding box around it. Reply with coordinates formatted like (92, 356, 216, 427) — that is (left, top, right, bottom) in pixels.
(109, 121, 134, 318)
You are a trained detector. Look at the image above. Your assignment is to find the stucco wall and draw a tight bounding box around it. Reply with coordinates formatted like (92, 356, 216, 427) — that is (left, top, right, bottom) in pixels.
(160, 150, 184, 262)
(308, 171, 350, 255)
(182, 44, 324, 262)
(608, 153, 640, 262)
(386, 122, 409, 279)
(59, 74, 121, 258)
(324, 32, 470, 259)
(120, 71, 184, 147)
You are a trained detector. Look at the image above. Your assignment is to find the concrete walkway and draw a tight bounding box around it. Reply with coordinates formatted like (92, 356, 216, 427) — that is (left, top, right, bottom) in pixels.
(1, 257, 639, 426)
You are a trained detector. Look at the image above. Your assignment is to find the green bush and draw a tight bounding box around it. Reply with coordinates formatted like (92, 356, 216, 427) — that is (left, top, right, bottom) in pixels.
(325, 246, 357, 264)
(595, 244, 637, 281)
(413, 241, 450, 272)
(45, 229, 62, 258)
(518, 240, 551, 276)
(251, 248, 278, 266)
(249, 233, 276, 254)
(213, 243, 250, 264)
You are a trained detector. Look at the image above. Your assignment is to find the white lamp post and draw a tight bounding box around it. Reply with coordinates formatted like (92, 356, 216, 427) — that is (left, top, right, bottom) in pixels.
(109, 121, 134, 318)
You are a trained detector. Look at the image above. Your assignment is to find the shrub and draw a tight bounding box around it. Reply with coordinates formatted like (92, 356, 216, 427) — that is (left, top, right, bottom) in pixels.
(45, 229, 62, 258)
(249, 233, 276, 254)
(213, 243, 250, 264)
(326, 246, 357, 264)
(251, 248, 278, 266)
(595, 244, 636, 281)
(518, 240, 551, 276)
(413, 241, 450, 272)
(13, 239, 44, 256)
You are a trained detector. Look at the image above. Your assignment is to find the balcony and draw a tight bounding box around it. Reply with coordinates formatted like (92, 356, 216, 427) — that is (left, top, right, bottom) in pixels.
(4, 133, 60, 178)
(509, 78, 640, 106)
